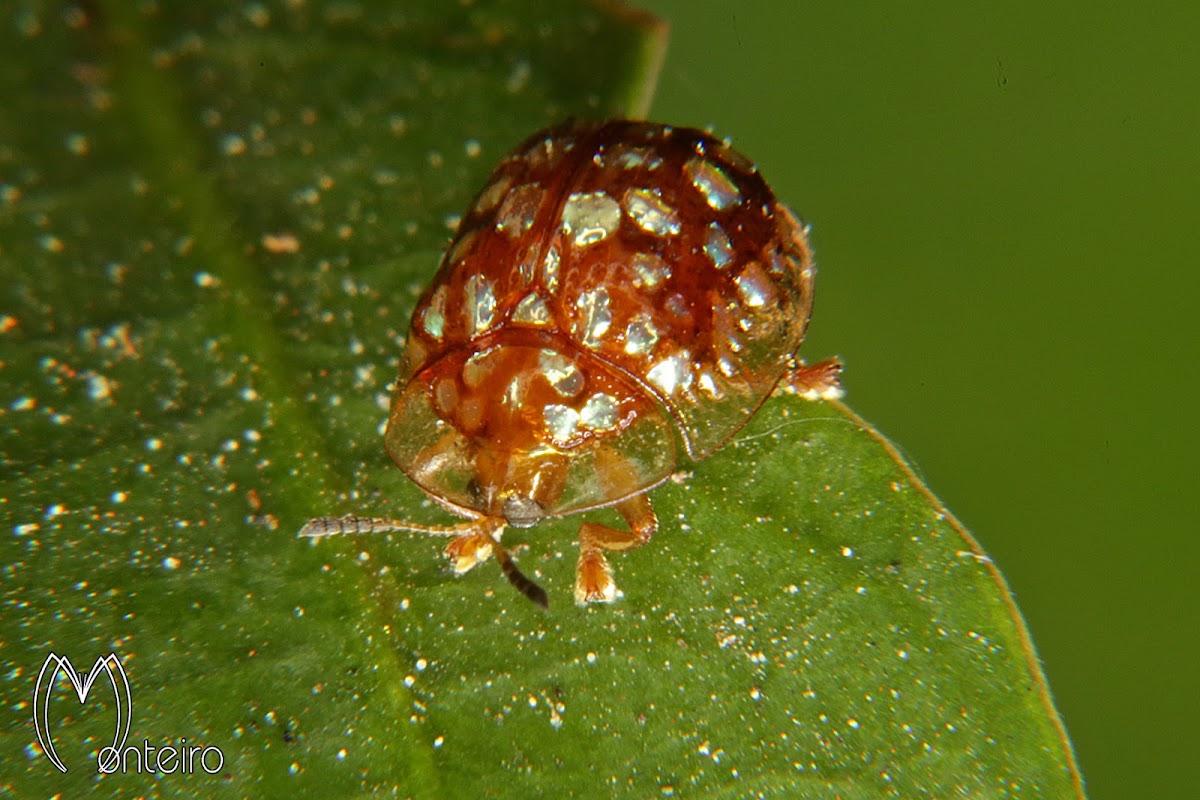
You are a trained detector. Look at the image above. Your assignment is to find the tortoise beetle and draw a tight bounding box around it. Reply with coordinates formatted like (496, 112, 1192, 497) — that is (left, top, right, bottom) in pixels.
(302, 120, 842, 607)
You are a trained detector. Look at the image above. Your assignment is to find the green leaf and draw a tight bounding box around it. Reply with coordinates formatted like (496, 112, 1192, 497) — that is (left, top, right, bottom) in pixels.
(0, 1, 1081, 797)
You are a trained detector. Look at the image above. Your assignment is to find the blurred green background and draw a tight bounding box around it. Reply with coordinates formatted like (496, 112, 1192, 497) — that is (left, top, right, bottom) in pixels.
(637, 1, 1198, 798)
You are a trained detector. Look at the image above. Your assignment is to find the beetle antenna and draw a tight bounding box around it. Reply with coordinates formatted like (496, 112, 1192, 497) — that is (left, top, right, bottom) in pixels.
(492, 541, 549, 608)
(299, 515, 473, 538)
(302, 515, 547, 607)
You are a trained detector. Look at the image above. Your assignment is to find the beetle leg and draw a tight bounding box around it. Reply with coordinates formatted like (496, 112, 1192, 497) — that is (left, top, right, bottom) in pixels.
(442, 527, 497, 574)
(575, 492, 658, 605)
(776, 357, 844, 401)
(443, 523, 547, 607)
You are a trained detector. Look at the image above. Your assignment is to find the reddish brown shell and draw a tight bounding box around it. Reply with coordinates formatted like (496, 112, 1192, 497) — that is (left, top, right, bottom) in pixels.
(387, 120, 815, 522)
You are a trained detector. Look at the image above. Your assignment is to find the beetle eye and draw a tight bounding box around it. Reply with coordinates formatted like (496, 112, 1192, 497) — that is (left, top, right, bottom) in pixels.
(503, 494, 544, 528)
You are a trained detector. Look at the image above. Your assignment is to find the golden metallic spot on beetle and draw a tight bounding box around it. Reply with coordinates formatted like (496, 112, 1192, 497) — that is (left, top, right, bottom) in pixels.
(604, 143, 663, 170)
(580, 393, 619, 431)
(434, 377, 458, 415)
(512, 292, 552, 326)
(445, 227, 477, 266)
(718, 142, 757, 175)
(462, 348, 500, 389)
(539, 350, 584, 397)
(735, 262, 776, 309)
(524, 134, 566, 171)
(496, 183, 542, 238)
(574, 287, 612, 349)
(630, 252, 668, 289)
(459, 396, 483, 432)
(768, 248, 789, 276)
(504, 371, 531, 407)
(405, 338, 429, 374)
(624, 313, 659, 356)
(542, 244, 561, 292)
(703, 223, 735, 269)
(543, 403, 580, 444)
(421, 306, 445, 339)
(696, 369, 723, 399)
(714, 305, 745, 356)
(647, 351, 692, 396)
(561, 191, 621, 247)
(421, 286, 448, 339)
(474, 173, 514, 215)
(685, 157, 743, 210)
(465, 274, 496, 335)
(515, 244, 539, 285)
(624, 188, 681, 237)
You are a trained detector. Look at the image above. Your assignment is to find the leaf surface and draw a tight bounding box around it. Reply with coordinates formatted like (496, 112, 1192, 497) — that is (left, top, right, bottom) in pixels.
(0, 2, 1080, 797)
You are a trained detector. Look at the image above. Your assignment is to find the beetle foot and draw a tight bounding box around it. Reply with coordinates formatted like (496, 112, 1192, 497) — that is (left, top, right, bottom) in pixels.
(575, 550, 620, 605)
(778, 357, 844, 401)
(444, 532, 494, 575)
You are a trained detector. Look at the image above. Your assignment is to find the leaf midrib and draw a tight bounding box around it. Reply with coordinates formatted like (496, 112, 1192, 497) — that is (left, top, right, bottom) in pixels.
(96, 2, 444, 793)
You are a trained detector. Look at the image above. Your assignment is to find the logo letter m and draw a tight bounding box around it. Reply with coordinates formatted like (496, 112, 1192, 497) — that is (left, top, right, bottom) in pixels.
(32, 653, 132, 773)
